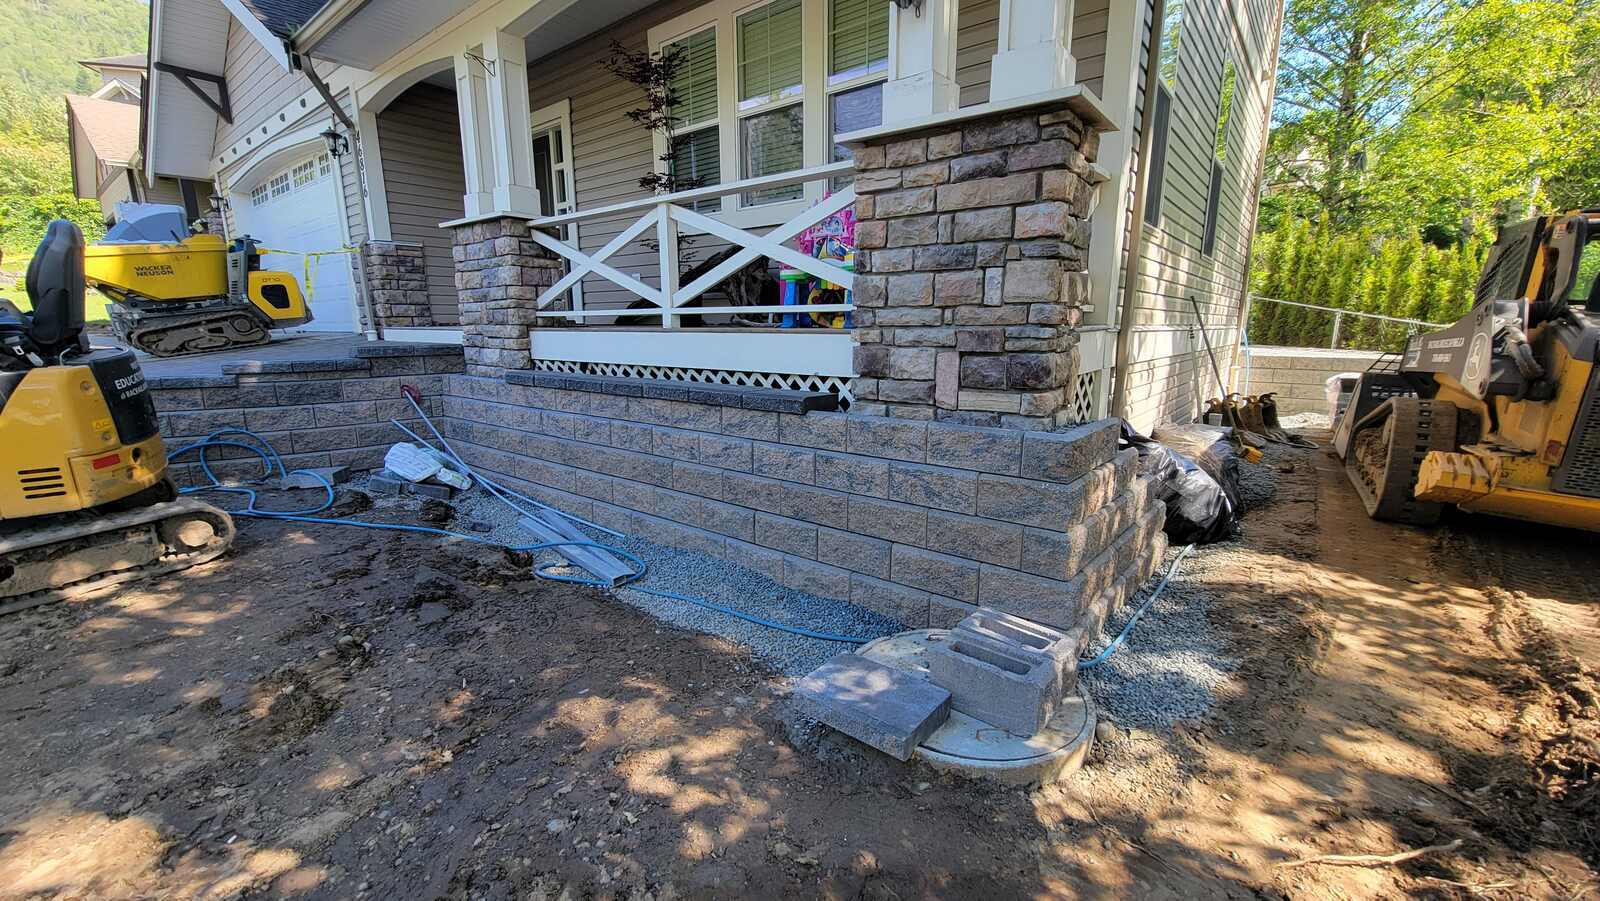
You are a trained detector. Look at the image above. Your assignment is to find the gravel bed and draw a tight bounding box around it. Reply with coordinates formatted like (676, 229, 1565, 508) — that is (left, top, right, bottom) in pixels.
(1078, 542, 1239, 730)
(357, 477, 905, 676)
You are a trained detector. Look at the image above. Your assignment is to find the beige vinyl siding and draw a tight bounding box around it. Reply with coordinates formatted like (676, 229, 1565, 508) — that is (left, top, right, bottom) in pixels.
(376, 83, 465, 325)
(955, 0, 1113, 107)
(213, 19, 337, 155)
(1121, 0, 1281, 432)
(144, 175, 185, 207)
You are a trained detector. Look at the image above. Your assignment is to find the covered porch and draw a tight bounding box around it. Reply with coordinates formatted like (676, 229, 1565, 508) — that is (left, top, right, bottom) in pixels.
(307, 0, 1138, 421)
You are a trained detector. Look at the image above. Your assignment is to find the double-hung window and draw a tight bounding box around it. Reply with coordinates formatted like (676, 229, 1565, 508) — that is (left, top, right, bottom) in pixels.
(737, 0, 805, 204)
(666, 26, 721, 211)
(827, 0, 888, 173)
(650, 0, 889, 221)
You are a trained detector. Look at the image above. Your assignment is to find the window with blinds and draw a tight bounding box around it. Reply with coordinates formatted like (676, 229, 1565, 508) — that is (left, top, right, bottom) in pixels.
(741, 105, 804, 204)
(829, 0, 889, 83)
(672, 127, 723, 211)
(738, 0, 803, 108)
(667, 28, 719, 128)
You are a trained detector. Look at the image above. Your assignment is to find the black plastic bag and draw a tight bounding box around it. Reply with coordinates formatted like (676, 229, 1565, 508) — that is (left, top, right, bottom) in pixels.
(1152, 422, 1244, 514)
(1121, 421, 1238, 544)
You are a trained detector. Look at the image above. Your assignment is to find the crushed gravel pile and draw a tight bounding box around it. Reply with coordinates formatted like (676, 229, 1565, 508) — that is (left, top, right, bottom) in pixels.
(1077, 542, 1241, 730)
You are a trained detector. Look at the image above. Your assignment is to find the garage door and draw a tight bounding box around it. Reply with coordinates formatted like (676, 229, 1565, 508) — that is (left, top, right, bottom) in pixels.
(234, 149, 355, 333)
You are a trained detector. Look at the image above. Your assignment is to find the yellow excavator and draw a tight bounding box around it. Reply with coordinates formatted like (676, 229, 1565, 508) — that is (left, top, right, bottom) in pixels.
(1334, 209, 1600, 532)
(85, 206, 312, 357)
(0, 221, 235, 614)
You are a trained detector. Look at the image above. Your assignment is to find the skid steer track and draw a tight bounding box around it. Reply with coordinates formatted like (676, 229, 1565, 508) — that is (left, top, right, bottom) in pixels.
(1345, 396, 1458, 525)
(0, 497, 236, 615)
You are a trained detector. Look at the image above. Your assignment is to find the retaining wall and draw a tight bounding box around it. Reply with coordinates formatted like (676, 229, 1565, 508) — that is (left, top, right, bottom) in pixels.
(147, 346, 464, 487)
(437, 373, 1167, 633)
(1243, 346, 1386, 415)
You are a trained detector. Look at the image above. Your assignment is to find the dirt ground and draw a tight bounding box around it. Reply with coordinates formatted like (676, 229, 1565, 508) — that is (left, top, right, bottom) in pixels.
(1, 436, 1596, 899)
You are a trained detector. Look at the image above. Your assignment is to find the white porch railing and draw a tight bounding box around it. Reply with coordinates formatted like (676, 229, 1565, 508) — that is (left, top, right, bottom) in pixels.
(524, 161, 857, 327)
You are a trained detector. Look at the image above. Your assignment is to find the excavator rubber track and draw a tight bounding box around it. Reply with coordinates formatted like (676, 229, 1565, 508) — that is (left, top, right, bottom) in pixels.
(1344, 396, 1459, 525)
(112, 302, 270, 358)
(0, 496, 236, 615)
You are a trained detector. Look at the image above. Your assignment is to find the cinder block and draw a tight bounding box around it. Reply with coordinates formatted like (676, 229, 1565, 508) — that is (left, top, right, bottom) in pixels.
(955, 607, 1080, 695)
(926, 421, 1022, 475)
(846, 415, 927, 462)
(928, 631, 1057, 737)
(793, 653, 951, 761)
(891, 543, 980, 601)
(889, 461, 978, 514)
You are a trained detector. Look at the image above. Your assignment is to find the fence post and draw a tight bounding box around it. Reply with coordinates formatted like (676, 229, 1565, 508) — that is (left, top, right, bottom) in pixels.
(1330, 310, 1343, 348)
(656, 203, 679, 329)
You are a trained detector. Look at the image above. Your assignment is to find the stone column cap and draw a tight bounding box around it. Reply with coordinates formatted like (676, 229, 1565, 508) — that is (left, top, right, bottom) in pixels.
(835, 85, 1115, 148)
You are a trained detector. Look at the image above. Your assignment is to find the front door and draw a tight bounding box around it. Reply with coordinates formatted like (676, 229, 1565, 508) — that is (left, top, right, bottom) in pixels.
(531, 101, 580, 312)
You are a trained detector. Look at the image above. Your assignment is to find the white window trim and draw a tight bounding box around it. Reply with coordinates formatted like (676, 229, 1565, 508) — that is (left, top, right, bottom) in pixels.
(650, 0, 857, 230)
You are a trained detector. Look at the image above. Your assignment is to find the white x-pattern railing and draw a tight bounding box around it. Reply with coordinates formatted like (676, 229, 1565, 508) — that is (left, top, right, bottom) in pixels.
(525, 162, 857, 327)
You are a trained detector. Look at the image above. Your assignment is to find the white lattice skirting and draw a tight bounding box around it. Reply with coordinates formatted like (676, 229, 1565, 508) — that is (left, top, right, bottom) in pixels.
(531, 359, 856, 409)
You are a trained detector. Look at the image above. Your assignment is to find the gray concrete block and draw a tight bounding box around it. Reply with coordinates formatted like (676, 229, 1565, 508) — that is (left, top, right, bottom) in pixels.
(781, 555, 853, 599)
(753, 511, 818, 559)
(974, 473, 1090, 529)
(889, 461, 978, 514)
(846, 415, 927, 462)
(776, 411, 847, 451)
(847, 495, 928, 545)
(1020, 419, 1118, 483)
(925, 509, 1022, 567)
(815, 451, 890, 498)
(280, 466, 350, 490)
(818, 527, 892, 579)
(849, 573, 933, 628)
(928, 631, 1057, 737)
(926, 421, 1022, 475)
(891, 544, 979, 601)
(699, 433, 753, 471)
(794, 653, 951, 761)
(955, 607, 1080, 695)
(753, 442, 817, 482)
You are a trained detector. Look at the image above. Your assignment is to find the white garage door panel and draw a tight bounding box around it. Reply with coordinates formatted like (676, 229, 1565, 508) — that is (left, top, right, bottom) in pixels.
(234, 151, 355, 333)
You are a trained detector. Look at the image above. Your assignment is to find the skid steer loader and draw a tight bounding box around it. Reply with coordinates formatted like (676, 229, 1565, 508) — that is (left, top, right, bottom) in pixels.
(0, 221, 235, 614)
(1333, 209, 1600, 532)
(84, 206, 312, 357)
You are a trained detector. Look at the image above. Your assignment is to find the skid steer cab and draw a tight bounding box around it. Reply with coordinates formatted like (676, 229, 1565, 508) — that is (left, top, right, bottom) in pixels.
(1333, 209, 1600, 532)
(83, 205, 311, 358)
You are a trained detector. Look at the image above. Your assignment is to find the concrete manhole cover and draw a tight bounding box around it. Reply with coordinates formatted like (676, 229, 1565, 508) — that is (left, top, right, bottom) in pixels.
(858, 629, 1095, 785)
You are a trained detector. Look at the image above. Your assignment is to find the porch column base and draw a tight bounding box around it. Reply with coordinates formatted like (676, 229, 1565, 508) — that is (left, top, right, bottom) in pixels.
(450, 217, 564, 378)
(363, 241, 433, 328)
(846, 100, 1109, 429)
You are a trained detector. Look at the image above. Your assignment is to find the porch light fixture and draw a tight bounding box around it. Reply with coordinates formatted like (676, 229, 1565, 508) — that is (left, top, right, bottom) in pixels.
(320, 126, 350, 158)
(891, 0, 924, 14)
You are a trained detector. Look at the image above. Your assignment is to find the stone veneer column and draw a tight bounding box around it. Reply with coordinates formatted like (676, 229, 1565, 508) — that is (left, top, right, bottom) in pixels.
(362, 241, 433, 327)
(848, 102, 1107, 430)
(450, 217, 565, 378)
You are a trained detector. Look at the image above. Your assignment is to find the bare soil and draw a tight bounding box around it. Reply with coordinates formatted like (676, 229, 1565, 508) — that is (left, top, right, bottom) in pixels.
(0, 436, 1596, 899)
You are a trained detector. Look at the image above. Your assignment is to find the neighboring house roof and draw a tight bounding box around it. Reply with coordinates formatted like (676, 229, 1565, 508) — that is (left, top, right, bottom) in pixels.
(90, 79, 141, 102)
(66, 94, 141, 200)
(66, 95, 141, 166)
(79, 52, 148, 71)
(232, 0, 329, 38)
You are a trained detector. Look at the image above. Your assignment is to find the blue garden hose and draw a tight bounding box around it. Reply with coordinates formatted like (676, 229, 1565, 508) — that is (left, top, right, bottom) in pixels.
(168, 404, 1191, 658)
(1075, 542, 1195, 670)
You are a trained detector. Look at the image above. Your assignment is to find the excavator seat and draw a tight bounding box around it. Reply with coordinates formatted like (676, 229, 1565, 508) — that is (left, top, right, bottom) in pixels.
(1, 221, 88, 365)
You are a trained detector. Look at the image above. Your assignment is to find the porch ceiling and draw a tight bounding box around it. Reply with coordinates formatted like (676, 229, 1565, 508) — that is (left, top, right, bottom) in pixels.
(302, 0, 661, 71)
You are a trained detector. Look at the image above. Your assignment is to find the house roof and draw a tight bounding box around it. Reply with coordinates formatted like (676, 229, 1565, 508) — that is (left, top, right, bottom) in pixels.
(79, 52, 147, 71)
(66, 94, 141, 166)
(232, 0, 330, 38)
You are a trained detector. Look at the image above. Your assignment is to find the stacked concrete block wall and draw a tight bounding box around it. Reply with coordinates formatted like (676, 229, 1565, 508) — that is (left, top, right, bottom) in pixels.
(451, 217, 566, 378)
(847, 100, 1107, 430)
(436, 373, 1167, 634)
(147, 348, 464, 487)
(362, 241, 433, 327)
(1243, 347, 1386, 415)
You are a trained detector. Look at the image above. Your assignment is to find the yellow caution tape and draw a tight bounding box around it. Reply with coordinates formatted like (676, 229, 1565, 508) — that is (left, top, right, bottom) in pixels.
(258, 246, 359, 307)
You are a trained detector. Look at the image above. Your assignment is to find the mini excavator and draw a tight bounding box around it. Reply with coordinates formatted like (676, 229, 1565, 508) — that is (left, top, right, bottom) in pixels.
(1334, 209, 1600, 532)
(0, 220, 235, 614)
(85, 206, 312, 357)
